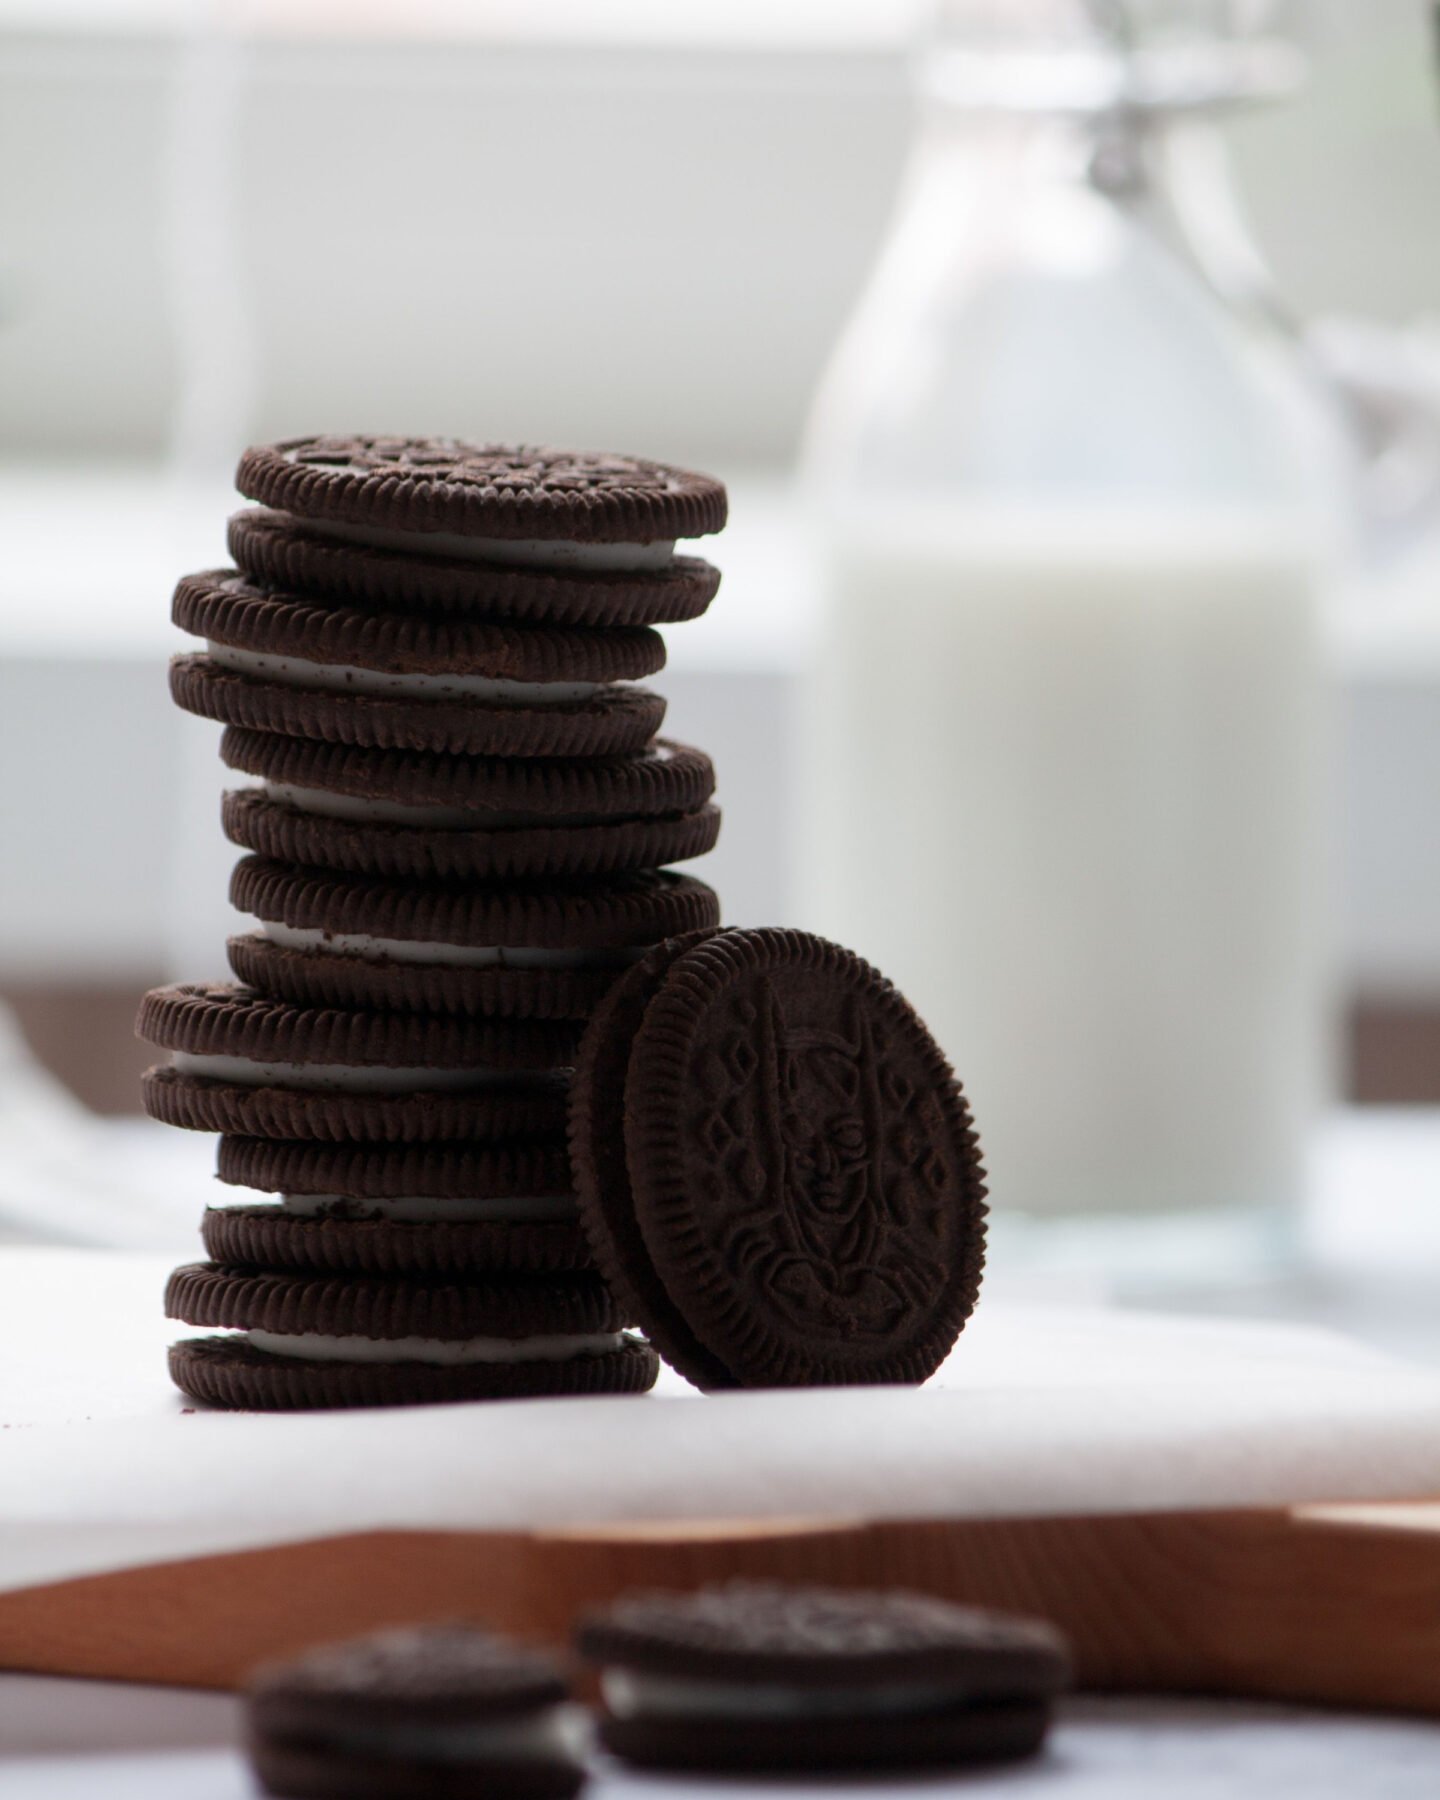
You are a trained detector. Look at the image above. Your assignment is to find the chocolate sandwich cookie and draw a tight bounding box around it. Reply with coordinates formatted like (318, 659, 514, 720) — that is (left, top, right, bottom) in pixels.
(236, 436, 726, 544)
(219, 728, 720, 884)
(222, 728, 718, 822)
(208, 1137, 588, 1274)
(246, 1624, 587, 1800)
(228, 434, 725, 630)
(569, 929, 987, 1391)
(170, 653, 664, 761)
(228, 858, 721, 1021)
(207, 1135, 586, 1278)
(220, 728, 719, 882)
(577, 1582, 1069, 1773)
(230, 509, 721, 629)
(174, 570, 665, 682)
(138, 983, 575, 1143)
(167, 1263, 657, 1409)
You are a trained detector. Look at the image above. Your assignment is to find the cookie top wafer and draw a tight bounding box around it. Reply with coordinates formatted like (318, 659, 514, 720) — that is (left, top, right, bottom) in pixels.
(225, 931, 629, 1024)
(141, 1064, 569, 1143)
(570, 929, 987, 1390)
(166, 1262, 624, 1340)
(221, 728, 716, 821)
(202, 1205, 592, 1280)
(138, 982, 581, 1072)
(216, 1136, 572, 1202)
(248, 1624, 570, 1734)
(236, 437, 727, 543)
(577, 1582, 1069, 1695)
(222, 789, 721, 887)
(231, 857, 721, 953)
(174, 570, 665, 683)
(229, 509, 721, 627)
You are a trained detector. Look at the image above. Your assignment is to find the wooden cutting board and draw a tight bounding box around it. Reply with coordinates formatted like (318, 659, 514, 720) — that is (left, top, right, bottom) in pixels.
(4, 1500, 1438, 1712)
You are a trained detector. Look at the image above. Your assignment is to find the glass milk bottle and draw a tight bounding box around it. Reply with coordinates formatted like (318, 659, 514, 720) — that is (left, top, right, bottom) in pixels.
(800, 2, 1349, 1253)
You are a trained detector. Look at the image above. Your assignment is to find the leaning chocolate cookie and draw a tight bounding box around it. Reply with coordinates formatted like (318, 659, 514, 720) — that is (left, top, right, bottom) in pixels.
(167, 1264, 657, 1410)
(569, 929, 988, 1390)
(246, 1622, 587, 1800)
(576, 1582, 1069, 1773)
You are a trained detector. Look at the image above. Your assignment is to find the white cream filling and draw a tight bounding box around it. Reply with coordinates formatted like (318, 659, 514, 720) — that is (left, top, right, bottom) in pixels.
(259, 781, 584, 831)
(274, 1192, 578, 1224)
(314, 1704, 587, 1765)
(170, 1051, 540, 1094)
(206, 641, 605, 704)
(261, 920, 643, 972)
(242, 1328, 623, 1365)
(600, 1671, 966, 1722)
(274, 510, 676, 572)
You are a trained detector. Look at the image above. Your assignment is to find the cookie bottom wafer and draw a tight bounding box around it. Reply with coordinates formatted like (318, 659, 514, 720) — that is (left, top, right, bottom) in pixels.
(250, 1731, 586, 1800)
(141, 1066, 568, 1143)
(597, 1701, 1052, 1772)
(223, 788, 721, 882)
(227, 936, 621, 1022)
(202, 1206, 592, 1278)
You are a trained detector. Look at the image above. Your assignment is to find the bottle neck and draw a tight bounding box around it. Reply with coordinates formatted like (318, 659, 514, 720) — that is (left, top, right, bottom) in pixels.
(914, 8, 1306, 121)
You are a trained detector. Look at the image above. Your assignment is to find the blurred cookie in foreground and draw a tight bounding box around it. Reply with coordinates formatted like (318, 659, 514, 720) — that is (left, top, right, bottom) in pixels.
(246, 1622, 587, 1800)
(576, 1581, 1069, 1772)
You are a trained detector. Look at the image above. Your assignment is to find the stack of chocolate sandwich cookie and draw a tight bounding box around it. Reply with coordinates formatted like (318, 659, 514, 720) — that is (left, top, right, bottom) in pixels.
(138, 436, 727, 1409)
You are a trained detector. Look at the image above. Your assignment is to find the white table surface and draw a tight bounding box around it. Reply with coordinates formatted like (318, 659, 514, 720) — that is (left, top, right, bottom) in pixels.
(4, 1682, 1439, 1798)
(5, 1111, 1440, 1784)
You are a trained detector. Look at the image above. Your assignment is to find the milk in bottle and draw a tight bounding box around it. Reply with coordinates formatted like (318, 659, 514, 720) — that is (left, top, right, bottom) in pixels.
(801, 5, 1346, 1236)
